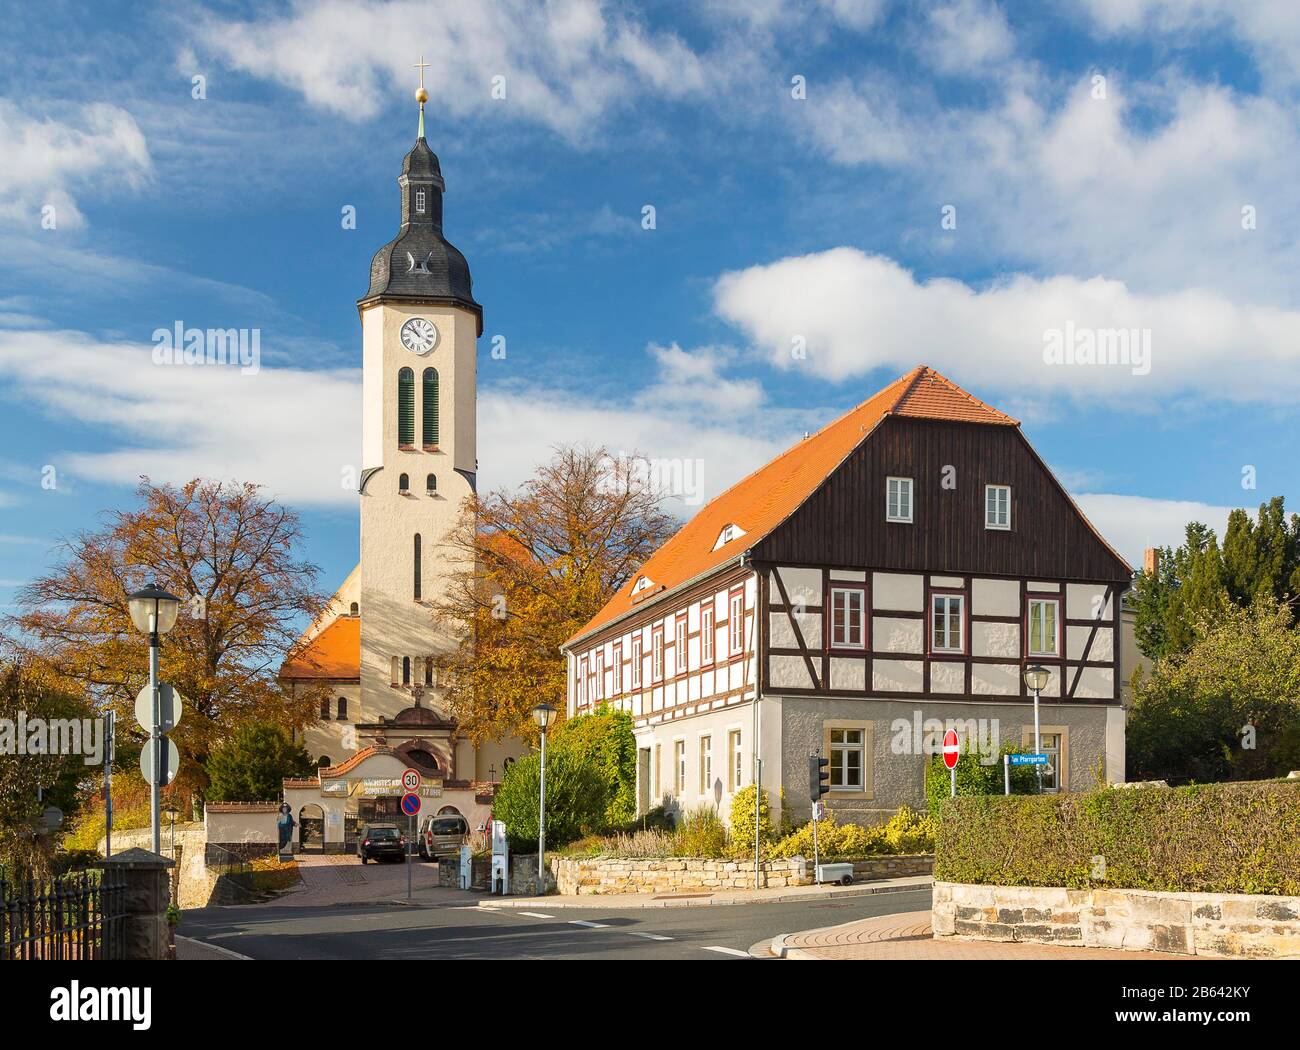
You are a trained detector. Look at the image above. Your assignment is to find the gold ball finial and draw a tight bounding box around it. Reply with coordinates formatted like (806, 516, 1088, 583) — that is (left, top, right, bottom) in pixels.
(415, 87, 429, 105)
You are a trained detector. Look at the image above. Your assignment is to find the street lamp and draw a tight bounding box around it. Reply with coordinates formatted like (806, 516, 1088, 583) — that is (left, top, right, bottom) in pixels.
(531, 703, 558, 895)
(1023, 664, 1050, 792)
(128, 583, 181, 854)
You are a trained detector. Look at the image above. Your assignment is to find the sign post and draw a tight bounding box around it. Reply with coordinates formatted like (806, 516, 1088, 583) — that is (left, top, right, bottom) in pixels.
(942, 728, 960, 798)
(1003, 752, 1010, 795)
(400, 789, 421, 900)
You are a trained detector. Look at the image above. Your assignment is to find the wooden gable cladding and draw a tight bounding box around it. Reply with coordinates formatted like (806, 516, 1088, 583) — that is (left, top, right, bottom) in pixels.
(753, 416, 1131, 583)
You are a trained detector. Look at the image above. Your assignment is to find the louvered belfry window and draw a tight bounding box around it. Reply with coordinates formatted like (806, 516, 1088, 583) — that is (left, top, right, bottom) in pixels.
(398, 367, 415, 446)
(422, 368, 439, 447)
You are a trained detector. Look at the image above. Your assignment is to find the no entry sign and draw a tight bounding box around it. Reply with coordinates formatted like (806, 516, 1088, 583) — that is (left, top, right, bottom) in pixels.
(400, 792, 421, 817)
(942, 729, 960, 770)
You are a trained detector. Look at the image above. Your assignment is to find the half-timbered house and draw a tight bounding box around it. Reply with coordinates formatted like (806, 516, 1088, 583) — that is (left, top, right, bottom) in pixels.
(562, 366, 1133, 826)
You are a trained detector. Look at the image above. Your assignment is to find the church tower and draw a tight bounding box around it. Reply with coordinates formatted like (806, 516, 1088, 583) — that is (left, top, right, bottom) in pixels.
(354, 75, 482, 774)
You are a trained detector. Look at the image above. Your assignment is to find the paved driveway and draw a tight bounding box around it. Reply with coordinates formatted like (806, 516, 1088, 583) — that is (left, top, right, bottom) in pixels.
(268, 852, 443, 908)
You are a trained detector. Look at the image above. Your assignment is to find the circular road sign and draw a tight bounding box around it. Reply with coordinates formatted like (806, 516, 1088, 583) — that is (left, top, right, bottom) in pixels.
(135, 683, 183, 734)
(400, 792, 421, 817)
(401, 768, 422, 792)
(140, 737, 181, 786)
(942, 729, 960, 770)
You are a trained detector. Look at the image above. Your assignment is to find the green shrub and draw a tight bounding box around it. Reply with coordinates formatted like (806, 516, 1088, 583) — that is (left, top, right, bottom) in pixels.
(675, 805, 729, 858)
(728, 785, 773, 853)
(549, 705, 638, 827)
(935, 779, 1300, 895)
(925, 741, 1040, 818)
(492, 748, 608, 851)
(207, 724, 315, 803)
(769, 804, 935, 859)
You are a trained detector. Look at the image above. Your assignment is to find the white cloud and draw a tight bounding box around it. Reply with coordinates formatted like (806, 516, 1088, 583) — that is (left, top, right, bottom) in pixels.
(920, 0, 1015, 75)
(0, 100, 151, 228)
(713, 246, 1300, 402)
(1075, 493, 1236, 566)
(196, 0, 709, 143)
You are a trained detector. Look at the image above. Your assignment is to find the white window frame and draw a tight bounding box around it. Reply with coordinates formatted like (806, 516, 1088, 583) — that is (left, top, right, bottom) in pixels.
(728, 591, 745, 655)
(675, 739, 686, 796)
(701, 606, 714, 665)
(886, 476, 913, 523)
(577, 656, 587, 706)
(652, 626, 664, 682)
(829, 728, 865, 790)
(611, 642, 623, 694)
(985, 484, 1011, 530)
(729, 729, 743, 792)
(416, 188, 426, 213)
(594, 650, 604, 701)
(930, 593, 965, 653)
(828, 586, 866, 650)
(1027, 597, 1061, 658)
(675, 614, 687, 675)
(631, 636, 642, 688)
(699, 735, 712, 795)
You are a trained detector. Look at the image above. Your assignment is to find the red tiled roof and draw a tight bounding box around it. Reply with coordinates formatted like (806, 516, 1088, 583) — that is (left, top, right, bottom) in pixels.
(280, 615, 360, 680)
(205, 802, 280, 813)
(282, 778, 320, 790)
(566, 366, 1020, 646)
(318, 745, 394, 778)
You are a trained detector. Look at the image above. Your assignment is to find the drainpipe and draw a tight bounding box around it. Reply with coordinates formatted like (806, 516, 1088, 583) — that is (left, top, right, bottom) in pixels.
(741, 551, 762, 889)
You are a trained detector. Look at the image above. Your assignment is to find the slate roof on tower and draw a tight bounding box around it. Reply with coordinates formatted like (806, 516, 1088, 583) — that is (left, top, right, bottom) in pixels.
(565, 365, 1126, 647)
(359, 135, 482, 333)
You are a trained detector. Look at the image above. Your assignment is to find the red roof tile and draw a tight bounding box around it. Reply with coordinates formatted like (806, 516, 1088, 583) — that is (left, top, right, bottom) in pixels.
(280, 616, 360, 680)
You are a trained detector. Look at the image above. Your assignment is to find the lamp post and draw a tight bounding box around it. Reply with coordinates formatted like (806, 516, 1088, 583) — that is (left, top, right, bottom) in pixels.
(1023, 664, 1049, 792)
(128, 583, 181, 854)
(531, 703, 558, 894)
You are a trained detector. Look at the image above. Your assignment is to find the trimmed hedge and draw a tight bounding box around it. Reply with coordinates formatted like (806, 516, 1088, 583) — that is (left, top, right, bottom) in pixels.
(935, 779, 1300, 896)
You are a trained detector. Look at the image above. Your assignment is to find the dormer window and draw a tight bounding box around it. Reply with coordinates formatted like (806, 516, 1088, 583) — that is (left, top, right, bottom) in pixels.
(416, 189, 426, 214)
(632, 575, 653, 595)
(712, 523, 747, 551)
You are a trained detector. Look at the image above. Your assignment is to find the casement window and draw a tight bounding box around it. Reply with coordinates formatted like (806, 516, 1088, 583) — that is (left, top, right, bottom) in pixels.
(829, 728, 865, 790)
(701, 606, 714, 665)
(675, 614, 687, 675)
(422, 368, 439, 447)
(577, 657, 588, 706)
(416, 188, 426, 214)
(829, 586, 866, 649)
(1027, 597, 1061, 658)
(1023, 726, 1068, 793)
(729, 730, 743, 792)
(675, 740, 686, 795)
(594, 650, 605, 701)
(397, 367, 415, 446)
(611, 643, 623, 694)
(699, 735, 712, 795)
(985, 484, 1011, 530)
(886, 476, 913, 523)
(930, 593, 965, 653)
(631, 636, 642, 688)
(652, 626, 665, 682)
(728, 591, 745, 655)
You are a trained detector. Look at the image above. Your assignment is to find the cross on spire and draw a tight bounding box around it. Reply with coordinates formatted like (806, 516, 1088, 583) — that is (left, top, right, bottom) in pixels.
(413, 55, 430, 92)
(413, 54, 431, 139)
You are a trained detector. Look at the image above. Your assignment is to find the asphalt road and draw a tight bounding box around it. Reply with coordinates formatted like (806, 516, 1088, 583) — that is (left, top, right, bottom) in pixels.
(180, 886, 933, 960)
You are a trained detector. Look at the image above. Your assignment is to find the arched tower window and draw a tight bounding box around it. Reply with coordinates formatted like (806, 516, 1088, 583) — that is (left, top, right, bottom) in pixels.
(402, 656, 411, 685)
(422, 368, 439, 447)
(390, 656, 399, 686)
(319, 698, 331, 720)
(426, 473, 436, 495)
(336, 697, 348, 720)
(413, 534, 422, 600)
(399, 473, 410, 494)
(349, 601, 359, 616)
(424, 657, 434, 686)
(317, 755, 332, 768)
(397, 367, 415, 446)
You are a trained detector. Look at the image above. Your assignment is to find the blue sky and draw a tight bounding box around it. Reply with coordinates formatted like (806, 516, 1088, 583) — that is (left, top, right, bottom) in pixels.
(2, 0, 1299, 604)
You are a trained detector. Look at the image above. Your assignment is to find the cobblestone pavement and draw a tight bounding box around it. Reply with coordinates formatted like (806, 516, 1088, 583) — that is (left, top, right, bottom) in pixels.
(779, 910, 1203, 960)
(259, 852, 444, 907)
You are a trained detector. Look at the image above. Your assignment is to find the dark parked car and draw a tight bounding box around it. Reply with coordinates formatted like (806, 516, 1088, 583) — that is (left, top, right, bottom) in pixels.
(357, 823, 407, 863)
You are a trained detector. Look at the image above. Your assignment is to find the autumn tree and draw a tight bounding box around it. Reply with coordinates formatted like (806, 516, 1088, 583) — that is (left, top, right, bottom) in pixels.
(8, 478, 328, 808)
(433, 446, 675, 743)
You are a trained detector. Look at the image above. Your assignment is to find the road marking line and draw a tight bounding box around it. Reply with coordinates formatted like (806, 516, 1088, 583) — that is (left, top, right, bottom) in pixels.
(628, 932, 673, 941)
(518, 911, 555, 919)
(701, 945, 751, 958)
(569, 919, 609, 928)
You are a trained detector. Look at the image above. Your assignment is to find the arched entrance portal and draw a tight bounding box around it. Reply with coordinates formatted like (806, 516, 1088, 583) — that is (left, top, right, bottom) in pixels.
(299, 804, 325, 853)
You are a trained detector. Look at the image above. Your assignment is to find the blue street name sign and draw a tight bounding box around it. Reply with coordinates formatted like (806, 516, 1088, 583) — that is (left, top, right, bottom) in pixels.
(1009, 753, 1050, 766)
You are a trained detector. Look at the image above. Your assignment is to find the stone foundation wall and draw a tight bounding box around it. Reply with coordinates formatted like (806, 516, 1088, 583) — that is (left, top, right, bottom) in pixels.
(933, 881, 1300, 958)
(851, 854, 932, 880)
(551, 857, 810, 895)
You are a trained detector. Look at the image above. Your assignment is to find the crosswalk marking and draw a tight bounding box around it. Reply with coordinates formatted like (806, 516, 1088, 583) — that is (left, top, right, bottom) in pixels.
(518, 911, 555, 919)
(628, 932, 673, 941)
(701, 945, 751, 958)
(568, 919, 609, 928)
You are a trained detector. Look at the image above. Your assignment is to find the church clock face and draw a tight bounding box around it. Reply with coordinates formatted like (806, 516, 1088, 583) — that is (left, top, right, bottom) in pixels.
(399, 317, 439, 355)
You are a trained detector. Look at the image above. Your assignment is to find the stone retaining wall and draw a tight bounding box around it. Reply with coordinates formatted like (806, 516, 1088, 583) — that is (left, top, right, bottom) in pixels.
(551, 857, 810, 895)
(851, 854, 932, 880)
(933, 881, 1300, 958)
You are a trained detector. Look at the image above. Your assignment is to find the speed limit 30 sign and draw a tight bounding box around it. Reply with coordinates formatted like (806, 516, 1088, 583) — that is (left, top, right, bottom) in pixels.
(401, 768, 422, 792)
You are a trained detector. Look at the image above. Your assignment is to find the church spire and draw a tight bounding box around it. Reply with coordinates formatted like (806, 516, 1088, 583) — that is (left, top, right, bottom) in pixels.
(413, 54, 430, 140)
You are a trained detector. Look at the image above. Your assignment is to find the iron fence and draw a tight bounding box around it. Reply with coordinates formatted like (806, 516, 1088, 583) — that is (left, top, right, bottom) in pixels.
(0, 868, 126, 961)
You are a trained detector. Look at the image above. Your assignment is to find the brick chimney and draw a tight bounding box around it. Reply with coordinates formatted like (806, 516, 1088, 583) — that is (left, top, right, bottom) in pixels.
(1143, 547, 1159, 575)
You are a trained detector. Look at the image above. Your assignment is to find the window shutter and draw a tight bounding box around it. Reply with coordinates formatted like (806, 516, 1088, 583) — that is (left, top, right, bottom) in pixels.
(422, 368, 439, 446)
(398, 368, 415, 446)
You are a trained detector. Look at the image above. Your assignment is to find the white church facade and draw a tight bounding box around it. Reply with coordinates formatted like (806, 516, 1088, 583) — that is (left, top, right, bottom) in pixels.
(279, 92, 523, 850)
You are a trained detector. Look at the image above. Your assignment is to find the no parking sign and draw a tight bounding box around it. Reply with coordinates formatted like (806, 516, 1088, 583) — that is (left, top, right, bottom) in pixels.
(400, 792, 421, 817)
